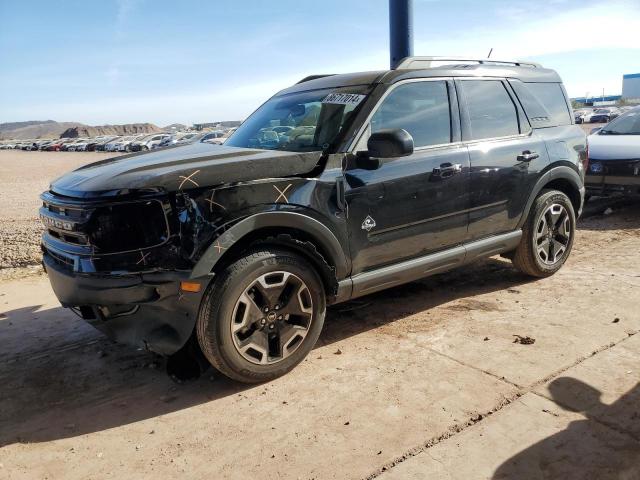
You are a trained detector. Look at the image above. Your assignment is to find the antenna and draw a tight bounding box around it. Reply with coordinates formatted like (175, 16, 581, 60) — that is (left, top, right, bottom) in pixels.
(487, 48, 493, 58)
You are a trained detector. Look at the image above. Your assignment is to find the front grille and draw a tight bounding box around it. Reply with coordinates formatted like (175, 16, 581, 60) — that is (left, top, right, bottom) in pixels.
(41, 192, 170, 255)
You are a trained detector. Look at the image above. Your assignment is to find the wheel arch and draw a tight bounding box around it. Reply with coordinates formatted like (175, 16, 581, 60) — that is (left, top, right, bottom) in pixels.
(517, 166, 584, 228)
(190, 212, 349, 295)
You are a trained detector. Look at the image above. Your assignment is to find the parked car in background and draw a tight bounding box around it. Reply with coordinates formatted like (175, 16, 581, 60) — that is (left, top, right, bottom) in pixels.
(586, 107, 640, 198)
(88, 136, 118, 151)
(201, 129, 236, 145)
(129, 133, 171, 151)
(590, 108, 614, 123)
(36, 140, 54, 150)
(66, 138, 91, 152)
(104, 137, 125, 152)
(574, 109, 588, 124)
(159, 132, 200, 147)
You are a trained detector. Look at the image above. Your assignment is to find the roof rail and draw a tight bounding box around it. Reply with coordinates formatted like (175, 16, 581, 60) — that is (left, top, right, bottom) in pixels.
(296, 74, 336, 84)
(394, 56, 542, 70)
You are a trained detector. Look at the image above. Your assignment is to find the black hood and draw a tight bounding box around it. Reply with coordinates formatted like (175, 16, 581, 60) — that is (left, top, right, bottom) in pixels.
(49, 143, 323, 198)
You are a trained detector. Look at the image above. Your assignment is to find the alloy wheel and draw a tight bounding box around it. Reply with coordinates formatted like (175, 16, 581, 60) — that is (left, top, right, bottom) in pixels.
(230, 271, 313, 365)
(535, 203, 571, 265)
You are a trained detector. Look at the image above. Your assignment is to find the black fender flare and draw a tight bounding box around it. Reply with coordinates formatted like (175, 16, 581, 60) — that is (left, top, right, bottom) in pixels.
(517, 165, 585, 229)
(190, 211, 349, 280)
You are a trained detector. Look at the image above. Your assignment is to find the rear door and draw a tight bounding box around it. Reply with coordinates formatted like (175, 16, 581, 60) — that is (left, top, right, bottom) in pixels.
(345, 79, 471, 275)
(456, 78, 550, 240)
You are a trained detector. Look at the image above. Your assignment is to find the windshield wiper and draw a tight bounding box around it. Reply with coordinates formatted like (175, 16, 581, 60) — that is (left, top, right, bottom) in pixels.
(600, 130, 621, 135)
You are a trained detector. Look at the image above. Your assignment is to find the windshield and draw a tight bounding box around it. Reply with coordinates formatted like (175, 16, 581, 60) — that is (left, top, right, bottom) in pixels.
(600, 110, 640, 135)
(225, 86, 369, 152)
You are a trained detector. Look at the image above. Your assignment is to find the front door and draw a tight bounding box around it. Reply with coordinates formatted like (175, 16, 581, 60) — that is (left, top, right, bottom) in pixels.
(345, 79, 471, 275)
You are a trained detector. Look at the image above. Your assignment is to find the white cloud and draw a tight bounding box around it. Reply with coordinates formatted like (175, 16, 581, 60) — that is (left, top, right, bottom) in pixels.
(416, 1, 640, 59)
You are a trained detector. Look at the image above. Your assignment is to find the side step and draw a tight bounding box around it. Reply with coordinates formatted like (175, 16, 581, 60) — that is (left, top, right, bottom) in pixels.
(338, 230, 522, 301)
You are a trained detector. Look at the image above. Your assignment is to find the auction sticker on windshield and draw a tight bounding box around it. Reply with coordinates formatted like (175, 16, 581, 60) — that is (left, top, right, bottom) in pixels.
(322, 93, 366, 106)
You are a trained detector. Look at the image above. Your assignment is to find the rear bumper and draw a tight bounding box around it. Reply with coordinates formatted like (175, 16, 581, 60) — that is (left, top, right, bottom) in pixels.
(43, 251, 208, 356)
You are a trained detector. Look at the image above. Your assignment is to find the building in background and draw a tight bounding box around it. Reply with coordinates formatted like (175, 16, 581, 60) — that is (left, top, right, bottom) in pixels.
(571, 95, 621, 107)
(622, 73, 640, 100)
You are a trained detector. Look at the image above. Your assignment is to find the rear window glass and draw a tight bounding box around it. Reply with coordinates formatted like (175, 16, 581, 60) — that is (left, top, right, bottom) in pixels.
(460, 80, 520, 140)
(510, 81, 571, 127)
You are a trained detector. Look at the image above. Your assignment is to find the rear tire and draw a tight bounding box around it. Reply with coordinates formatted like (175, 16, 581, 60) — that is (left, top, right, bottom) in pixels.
(196, 248, 326, 383)
(512, 190, 576, 278)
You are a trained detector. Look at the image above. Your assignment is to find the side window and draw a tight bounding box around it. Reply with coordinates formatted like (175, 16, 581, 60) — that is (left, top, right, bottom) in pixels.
(371, 81, 451, 148)
(461, 80, 520, 140)
(518, 82, 571, 127)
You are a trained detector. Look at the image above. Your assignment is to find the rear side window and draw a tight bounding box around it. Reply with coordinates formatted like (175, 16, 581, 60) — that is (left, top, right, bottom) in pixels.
(460, 80, 520, 140)
(510, 81, 571, 127)
(371, 81, 451, 148)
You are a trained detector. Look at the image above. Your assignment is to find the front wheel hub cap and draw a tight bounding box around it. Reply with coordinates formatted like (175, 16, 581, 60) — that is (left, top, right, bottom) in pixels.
(231, 271, 313, 365)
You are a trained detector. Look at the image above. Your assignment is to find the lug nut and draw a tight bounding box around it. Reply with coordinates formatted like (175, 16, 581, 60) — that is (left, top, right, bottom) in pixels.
(263, 306, 269, 313)
(260, 318, 266, 325)
(269, 324, 275, 330)
(274, 305, 280, 310)
(277, 315, 283, 321)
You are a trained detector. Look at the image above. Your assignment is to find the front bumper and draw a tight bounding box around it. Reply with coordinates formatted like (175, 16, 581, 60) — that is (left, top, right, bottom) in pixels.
(585, 175, 640, 196)
(43, 249, 209, 356)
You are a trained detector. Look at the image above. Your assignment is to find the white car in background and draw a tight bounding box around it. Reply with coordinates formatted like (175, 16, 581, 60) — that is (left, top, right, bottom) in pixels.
(130, 133, 171, 151)
(66, 139, 89, 151)
(586, 107, 640, 197)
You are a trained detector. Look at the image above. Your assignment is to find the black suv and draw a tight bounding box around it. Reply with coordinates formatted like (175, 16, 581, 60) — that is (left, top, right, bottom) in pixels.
(41, 57, 587, 383)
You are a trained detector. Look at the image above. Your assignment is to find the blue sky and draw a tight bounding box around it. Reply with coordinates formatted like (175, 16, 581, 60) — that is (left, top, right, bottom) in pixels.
(1, 0, 639, 126)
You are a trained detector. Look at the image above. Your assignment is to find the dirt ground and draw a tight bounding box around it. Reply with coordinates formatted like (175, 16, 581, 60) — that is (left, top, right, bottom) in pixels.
(0, 150, 639, 479)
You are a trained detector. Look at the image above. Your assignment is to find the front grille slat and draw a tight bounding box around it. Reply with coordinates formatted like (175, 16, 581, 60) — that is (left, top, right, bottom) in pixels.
(45, 247, 75, 271)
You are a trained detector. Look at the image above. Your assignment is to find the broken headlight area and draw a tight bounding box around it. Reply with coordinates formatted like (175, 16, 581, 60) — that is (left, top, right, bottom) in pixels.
(87, 200, 169, 254)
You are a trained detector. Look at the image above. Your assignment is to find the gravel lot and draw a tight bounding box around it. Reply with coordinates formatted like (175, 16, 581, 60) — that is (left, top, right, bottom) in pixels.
(0, 148, 639, 478)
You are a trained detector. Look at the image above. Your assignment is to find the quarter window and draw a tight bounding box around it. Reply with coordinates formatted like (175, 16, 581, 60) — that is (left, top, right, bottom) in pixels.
(520, 83, 571, 126)
(371, 81, 451, 148)
(461, 80, 520, 140)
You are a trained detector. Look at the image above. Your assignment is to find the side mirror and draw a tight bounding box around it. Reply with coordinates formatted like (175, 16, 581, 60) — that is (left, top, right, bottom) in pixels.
(367, 129, 414, 158)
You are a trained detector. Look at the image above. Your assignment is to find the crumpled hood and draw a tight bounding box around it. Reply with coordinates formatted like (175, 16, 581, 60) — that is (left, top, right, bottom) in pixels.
(50, 143, 323, 198)
(588, 134, 640, 161)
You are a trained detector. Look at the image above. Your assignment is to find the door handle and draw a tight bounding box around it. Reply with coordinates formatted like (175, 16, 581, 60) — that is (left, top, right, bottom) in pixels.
(517, 151, 539, 162)
(432, 163, 462, 178)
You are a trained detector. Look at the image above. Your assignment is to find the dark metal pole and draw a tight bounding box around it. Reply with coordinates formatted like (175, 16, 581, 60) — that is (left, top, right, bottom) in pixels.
(389, 0, 414, 69)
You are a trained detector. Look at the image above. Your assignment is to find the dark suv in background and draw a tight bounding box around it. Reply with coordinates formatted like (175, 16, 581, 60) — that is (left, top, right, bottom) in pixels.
(40, 57, 587, 383)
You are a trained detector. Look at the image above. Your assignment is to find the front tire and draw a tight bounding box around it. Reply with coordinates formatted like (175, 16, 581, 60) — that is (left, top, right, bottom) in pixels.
(196, 248, 326, 383)
(512, 190, 576, 277)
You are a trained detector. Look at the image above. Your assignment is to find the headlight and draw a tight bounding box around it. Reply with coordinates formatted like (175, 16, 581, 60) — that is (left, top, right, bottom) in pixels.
(88, 200, 169, 253)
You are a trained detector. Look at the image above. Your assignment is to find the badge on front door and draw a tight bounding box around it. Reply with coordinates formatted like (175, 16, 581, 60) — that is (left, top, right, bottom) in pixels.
(361, 215, 376, 232)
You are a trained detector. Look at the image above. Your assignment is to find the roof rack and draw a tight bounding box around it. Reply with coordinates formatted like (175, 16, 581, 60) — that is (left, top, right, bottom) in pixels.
(394, 56, 542, 70)
(296, 74, 336, 84)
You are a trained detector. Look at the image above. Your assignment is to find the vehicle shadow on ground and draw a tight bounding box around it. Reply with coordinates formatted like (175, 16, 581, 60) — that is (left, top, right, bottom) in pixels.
(0, 257, 534, 447)
(492, 377, 640, 479)
(579, 197, 640, 230)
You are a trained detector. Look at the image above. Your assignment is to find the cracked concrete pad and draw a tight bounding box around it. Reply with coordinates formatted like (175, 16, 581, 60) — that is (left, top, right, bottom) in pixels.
(535, 333, 640, 441)
(0, 280, 516, 480)
(379, 392, 640, 480)
(406, 237, 640, 387)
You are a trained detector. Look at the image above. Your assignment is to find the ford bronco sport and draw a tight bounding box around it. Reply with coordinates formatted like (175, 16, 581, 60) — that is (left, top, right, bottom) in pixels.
(41, 57, 587, 383)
